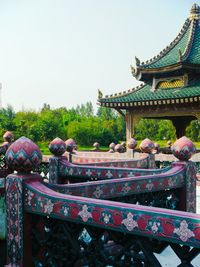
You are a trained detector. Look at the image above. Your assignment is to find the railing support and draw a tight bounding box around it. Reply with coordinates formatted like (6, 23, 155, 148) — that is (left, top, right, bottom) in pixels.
(5, 137, 42, 267)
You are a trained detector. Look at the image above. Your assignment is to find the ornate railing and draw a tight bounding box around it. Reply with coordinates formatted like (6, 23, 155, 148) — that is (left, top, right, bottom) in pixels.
(50, 156, 170, 184)
(23, 180, 199, 267)
(1, 136, 200, 266)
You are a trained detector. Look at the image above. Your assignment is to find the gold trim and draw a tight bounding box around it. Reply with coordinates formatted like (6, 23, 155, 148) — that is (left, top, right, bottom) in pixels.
(152, 74, 188, 91)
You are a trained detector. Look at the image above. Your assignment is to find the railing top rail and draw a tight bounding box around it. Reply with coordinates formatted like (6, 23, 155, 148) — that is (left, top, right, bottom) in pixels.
(46, 164, 185, 198)
(25, 180, 200, 248)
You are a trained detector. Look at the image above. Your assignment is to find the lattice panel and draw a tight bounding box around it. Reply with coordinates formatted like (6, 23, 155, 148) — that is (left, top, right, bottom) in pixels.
(157, 79, 184, 89)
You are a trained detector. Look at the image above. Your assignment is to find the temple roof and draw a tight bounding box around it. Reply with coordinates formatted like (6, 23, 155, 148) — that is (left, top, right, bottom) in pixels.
(132, 4, 200, 79)
(98, 4, 200, 108)
(99, 78, 200, 108)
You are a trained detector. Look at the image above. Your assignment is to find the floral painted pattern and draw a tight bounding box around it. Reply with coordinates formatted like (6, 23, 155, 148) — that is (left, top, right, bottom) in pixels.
(78, 205, 92, 222)
(173, 220, 195, 242)
(62, 206, 69, 216)
(168, 178, 175, 187)
(26, 190, 34, 206)
(105, 170, 113, 178)
(44, 199, 54, 214)
(146, 218, 162, 234)
(102, 212, 112, 224)
(93, 186, 103, 198)
(122, 183, 131, 193)
(146, 181, 154, 191)
(122, 212, 138, 231)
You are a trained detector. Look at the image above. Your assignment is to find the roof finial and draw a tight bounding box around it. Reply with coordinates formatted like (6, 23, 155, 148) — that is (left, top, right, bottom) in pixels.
(189, 3, 200, 20)
(135, 56, 140, 66)
(98, 89, 103, 99)
(130, 64, 136, 74)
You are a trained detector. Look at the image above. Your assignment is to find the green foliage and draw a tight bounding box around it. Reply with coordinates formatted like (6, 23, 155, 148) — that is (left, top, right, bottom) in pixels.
(0, 103, 199, 148)
(0, 105, 16, 139)
(135, 119, 176, 141)
(186, 120, 200, 141)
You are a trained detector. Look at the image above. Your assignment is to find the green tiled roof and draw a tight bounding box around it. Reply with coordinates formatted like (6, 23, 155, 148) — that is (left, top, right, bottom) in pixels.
(136, 7, 200, 70)
(99, 78, 200, 104)
(98, 5, 200, 107)
(187, 23, 200, 63)
(142, 20, 191, 69)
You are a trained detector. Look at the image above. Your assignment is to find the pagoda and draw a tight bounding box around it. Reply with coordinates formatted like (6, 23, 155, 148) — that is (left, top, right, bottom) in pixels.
(97, 4, 200, 141)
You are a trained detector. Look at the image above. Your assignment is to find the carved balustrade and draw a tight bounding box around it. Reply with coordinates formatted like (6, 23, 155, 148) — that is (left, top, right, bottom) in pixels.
(1, 136, 200, 266)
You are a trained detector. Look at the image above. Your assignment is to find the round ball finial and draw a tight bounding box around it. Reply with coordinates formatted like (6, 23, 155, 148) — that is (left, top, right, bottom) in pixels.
(171, 136, 196, 161)
(167, 140, 172, 147)
(93, 142, 100, 150)
(114, 143, 124, 153)
(65, 138, 77, 153)
(3, 131, 14, 142)
(49, 137, 67, 156)
(189, 3, 200, 19)
(5, 136, 42, 172)
(154, 143, 160, 149)
(140, 138, 155, 153)
(127, 138, 137, 150)
(109, 142, 116, 150)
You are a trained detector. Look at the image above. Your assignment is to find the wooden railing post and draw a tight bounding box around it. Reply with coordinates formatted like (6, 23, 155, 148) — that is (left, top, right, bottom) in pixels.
(171, 136, 197, 213)
(139, 138, 156, 168)
(49, 137, 67, 184)
(5, 136, 42, 267)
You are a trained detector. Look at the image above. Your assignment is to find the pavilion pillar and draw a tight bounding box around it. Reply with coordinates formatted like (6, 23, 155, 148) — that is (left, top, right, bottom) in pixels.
(126, 111, 141, 141)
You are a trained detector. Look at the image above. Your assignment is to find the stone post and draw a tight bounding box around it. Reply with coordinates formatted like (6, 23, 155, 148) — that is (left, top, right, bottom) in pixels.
(171, 136, 196, 212)
(139, 138, 156, 168)
(49, 137, 67, 184)
(5, 136, 42, 267)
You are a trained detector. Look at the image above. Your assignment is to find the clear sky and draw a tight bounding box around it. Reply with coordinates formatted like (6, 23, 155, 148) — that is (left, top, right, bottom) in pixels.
(0, 0, 197, 111)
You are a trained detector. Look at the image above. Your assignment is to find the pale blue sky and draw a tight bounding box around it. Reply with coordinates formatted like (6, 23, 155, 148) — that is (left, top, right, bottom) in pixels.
(0, 0, 197, 111)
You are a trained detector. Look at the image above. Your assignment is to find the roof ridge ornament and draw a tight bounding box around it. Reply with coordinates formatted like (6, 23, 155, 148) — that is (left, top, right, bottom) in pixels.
(135, 56, 140, 66)
(130, 64, 136, 74)
(98, 89, 103, 99)
(189, 3, 200, 20)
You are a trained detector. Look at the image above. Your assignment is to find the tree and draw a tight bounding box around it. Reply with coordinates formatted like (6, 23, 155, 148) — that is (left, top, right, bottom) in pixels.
(186, 120, 200, 141)
(96, 107, 117, 120)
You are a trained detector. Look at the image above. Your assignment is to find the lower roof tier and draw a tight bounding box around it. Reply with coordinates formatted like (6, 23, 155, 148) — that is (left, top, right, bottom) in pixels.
(98, 77, 200, 109)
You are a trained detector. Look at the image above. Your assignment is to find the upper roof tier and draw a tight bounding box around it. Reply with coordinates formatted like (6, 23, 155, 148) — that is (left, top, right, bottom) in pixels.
(98, 4, 200, 109)
(132, 3, 200, 81)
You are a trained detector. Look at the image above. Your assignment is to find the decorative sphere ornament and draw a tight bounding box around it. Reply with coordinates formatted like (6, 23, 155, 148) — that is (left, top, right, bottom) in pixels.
(171, 136, 196, 161)
(109, 142, 116, 150)
(93, 142, 100, 149)
(140, 138, 155, 153)
(65, 138, 76, 153)
(121, 142, 126, 147)
(154, 143, 160, 150)
(49, 137, 66, 156)
(3, 131, 14, 142)
(127, 138, 137, 150)
(5, 136, 42, 172)
(114, 144, 124, 153)
(167, 140, 172, 147)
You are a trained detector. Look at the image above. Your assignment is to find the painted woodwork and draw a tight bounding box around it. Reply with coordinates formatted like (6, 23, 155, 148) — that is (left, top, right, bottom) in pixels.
(3, 136, 199, 266)
(24, 181, 200, 249)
